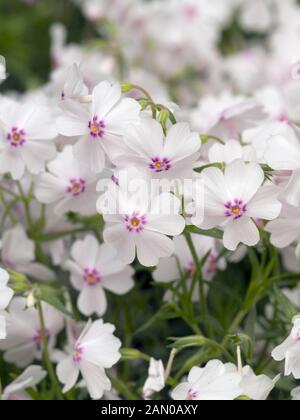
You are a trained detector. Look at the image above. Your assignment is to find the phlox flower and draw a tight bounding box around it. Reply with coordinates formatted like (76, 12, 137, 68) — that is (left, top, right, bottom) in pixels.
(98, 177, 185, 267)
(1, 225, 54, 281)
(0, 298, 64, 367)
(153, 234, 225, 288)
(0, 267, 13, 339)
(65, 235, 134, 316)
(272, 316, 300, 379)
(2, 365, 46, 400)
(208, 139, 257, 165)
(171, 360, 242, 401)
(191, 92, 265, 139)
(57, 81, 140, 173)
(142, 358, 165, 400)
(192, 159, 282, 251)
(56, 319, 121, 400)
(114, 119, 201, 181)
(35, 145, 98, 216)
(291, 387, 300, 400)
(0, 97, 57, 180)
(226, 364, 279, 401)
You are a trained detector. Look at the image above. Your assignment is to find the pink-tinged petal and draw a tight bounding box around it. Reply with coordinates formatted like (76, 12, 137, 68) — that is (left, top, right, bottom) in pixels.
(102, 267, 134, 295)
(147, 215, 185, 236)
(80, 361, 111, 400)
(285, 170, 300, 207)
(247, 186, 282, 220)
(124, 119, 164, 160)
(73, 137, 106, 173)
(35, 173, 66, 204)
(266, 219, 300, 248)
(95, 243, 127, 277)
(71, 235, 99, 269)
(4, 342, 37, 368)
(224, 160, 264, 203)
(135, 231, 175, 267)
(171, 383, 190, 400)
(103, 225, 136, 265)
(223, 218, 260, 251)
(105, 98, 140, 132)
(0, 149, 25, 180)
(153, 256, 180, 283)
(19, 263, 55, 282)
(20, 104, 58, 140)
(164, 123, 200, 163)
(202, 167, 231, 204)
(57, 356, 79, 393)
(92, 81, 121, 119)
(78, 285, 107, 317)
(265, 135, 300, 170)
(20, 141, 56, 175)
(2, 225, 35, 266)
(56, 99, 89, 137)
(65, 260, 84, 291)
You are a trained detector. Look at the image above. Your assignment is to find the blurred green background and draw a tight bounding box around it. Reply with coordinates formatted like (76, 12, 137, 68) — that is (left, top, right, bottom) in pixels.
(0, 0, 97, 92)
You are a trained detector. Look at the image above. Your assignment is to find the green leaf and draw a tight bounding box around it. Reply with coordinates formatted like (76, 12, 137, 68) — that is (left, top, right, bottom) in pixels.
(184, 225, 223, 240)
(121, 348, 150, 362)
(40, 287, 74, 319)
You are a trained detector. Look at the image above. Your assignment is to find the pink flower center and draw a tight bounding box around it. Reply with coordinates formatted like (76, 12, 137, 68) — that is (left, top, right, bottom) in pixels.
(225, 199, 247, 220)
(88, 116, 105, 138)
(124, 212, 147, 233)
(187, 388, 199, 400)
(185, 260, 196, 277)
(7, 127, 26, 147)
(83, 268, 101, 286)
(149, 157, 171, 173)
(73, 345, 83, 363)
(67, 179, 86, 197)
(33, 328, 49, 347)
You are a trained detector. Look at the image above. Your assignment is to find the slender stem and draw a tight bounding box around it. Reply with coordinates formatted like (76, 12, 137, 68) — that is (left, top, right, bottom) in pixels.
(16, 181, 34, 229)
(37, 300, 63, 400)
(164, 349, 177, 381)
(184, 232, 207, 319)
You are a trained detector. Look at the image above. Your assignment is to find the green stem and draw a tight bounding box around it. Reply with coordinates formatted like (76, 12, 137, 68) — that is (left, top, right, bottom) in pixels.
(37, 300, 63, 400)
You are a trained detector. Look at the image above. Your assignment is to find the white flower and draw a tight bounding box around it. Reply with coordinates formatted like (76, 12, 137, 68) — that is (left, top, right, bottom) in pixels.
(99, 179, 185, 267)
(190, 92, 265, 139)
(266, 202, 300, 249)
(192, 160, 282, 251)
(2, 365, 46, 400)
(208, 139, 257, 165)
(0, 298, 64, 367)
(142, 358, 165, 400)
(57, 81, 140, 173)
(56, 319, 121, 400)
(228, 364, 279, 401)
(171, 360, 242, 401)
(56, 63, 89, 101)
(0, 97, 57, 180)
(238, 0, 273, 33)
(0, 267, 13, 339)
(35, 145, 98, 216)
(65, 235, 134, 316)
(1, 225, 54, 281)
(153, 234, 225, 287)
(272, 316, 300, 379)
(114, 119, 201, 181)
(291, 386, 300, 400)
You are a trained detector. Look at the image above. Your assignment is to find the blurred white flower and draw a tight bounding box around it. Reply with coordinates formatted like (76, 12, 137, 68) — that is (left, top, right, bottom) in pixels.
(142, 358, 165, 400)
(57, 319, 121, 400)
(0, 267, 13, 339)
(2, 365, 46, 400)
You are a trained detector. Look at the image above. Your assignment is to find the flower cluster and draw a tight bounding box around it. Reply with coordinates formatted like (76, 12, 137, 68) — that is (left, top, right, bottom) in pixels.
(1, 0, 300, 401)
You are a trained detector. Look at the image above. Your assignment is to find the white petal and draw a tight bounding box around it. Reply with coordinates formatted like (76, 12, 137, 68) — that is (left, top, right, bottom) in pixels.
(102, 267, 134, 295)
(80, 360, 111, 400)
(135, 231, 175, 267)
(223, 218, 260, 251)
(57, 356, 79, 393)
(78, 286, 107, 317)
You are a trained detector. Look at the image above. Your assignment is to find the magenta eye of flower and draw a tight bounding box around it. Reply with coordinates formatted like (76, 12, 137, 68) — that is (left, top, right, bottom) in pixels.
(83, 268, 101, 286)
(88, 116, 105, 138)
(187, 389, 198, 400)
(73, 345, 83, 364)
(67, 179, 86, 197)
(225, 199, 247, 220)
(7, 127, 26, 147)
(149, 157, 171, 173)
(33, 328, 49, 347)
(124, 212, 147, 233)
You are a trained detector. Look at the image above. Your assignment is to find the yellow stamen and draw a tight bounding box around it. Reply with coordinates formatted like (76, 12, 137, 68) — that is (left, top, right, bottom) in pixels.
(131, 217, 140, 227)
